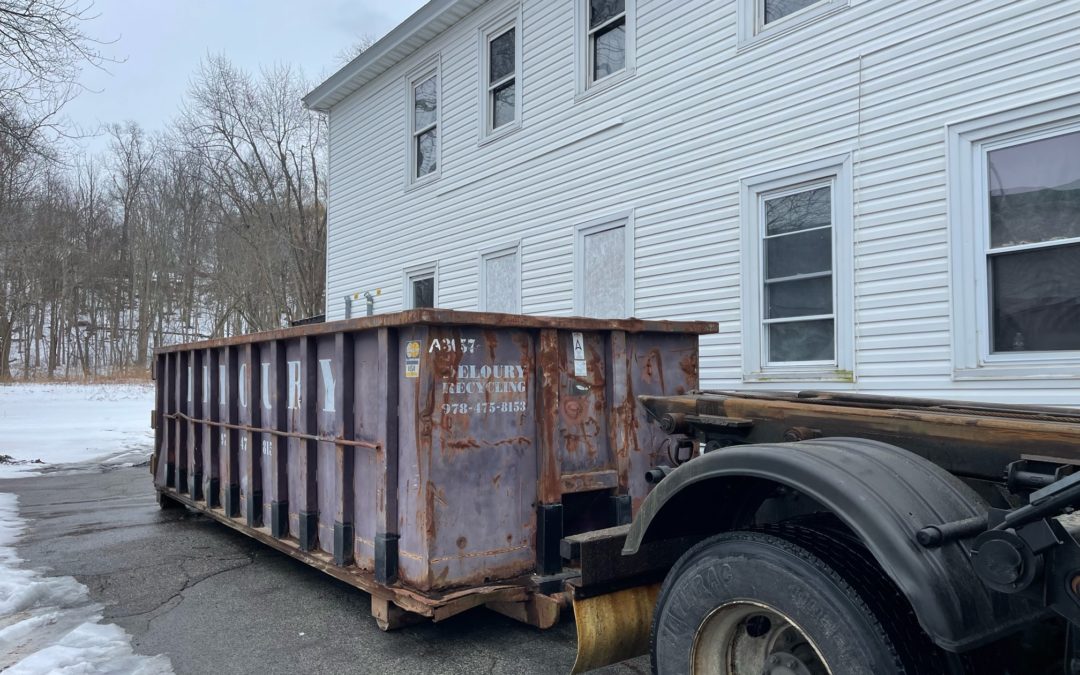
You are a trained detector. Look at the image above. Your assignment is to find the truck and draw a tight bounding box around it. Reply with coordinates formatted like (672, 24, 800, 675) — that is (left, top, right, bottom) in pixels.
(151, 309, 1080, 674)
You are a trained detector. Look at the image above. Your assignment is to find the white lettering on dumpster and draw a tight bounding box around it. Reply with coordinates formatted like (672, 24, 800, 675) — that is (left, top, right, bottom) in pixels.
(261, 362, 271, 410)
(439, 362, 529, 416)
(287, 361, 301, 409)
(202, 365, 210, 403)
(187, 366, 193, 403)
(238, 363, 247, 408)
(319, 359, 335, 413)
(219, 365, 227, 406)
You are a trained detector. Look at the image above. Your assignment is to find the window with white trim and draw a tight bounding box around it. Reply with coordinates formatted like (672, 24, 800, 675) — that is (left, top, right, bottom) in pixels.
(741, 155, 853, 380)
(404, 263, 437, 309)
(479, 244, 521, 313)
(949, 101, 1080, 378)
(737, 0, 847, 46)
(575, 214, 634, 318)
(481, 16, 520, 138)
(408, 64, 439, 183)
(578, 0, 635, 95)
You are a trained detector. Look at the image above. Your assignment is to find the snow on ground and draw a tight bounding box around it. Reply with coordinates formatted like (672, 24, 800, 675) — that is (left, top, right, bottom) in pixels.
(0, 492, 173, 673)
(0, 383, 155, 478)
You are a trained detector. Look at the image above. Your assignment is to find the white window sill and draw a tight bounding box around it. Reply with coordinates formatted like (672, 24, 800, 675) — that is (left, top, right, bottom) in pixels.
(575, 67, 636, 104)
(744, 369, 855, 384)
(478, 120, 522, 148)
(404, 172, 441, 194)
(953, 363, 1080, 381)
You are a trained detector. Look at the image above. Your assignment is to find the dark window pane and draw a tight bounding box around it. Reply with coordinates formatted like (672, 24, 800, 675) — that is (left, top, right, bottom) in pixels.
(991, 243, 1080, 352)
(768, 319, 834, 363)
(492, 81, 515, 129)
(590, 0, 625, 28)
(765, 186, 831, 235)
(592, 21, 625, 81)
(765, 228, 832, 280)
(764, 0, 821, 24)
(988, 130, 1080, 248)
(766, 276, 833, 319)
(412, 276, 435, 309)
(489, 28, 515, 83)
(413, 76, 437, 130)
(416, 129, 437, 177)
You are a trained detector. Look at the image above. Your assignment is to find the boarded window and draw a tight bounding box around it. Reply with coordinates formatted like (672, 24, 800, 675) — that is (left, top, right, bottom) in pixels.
(482, 249, 520, 313)
(581, 224, 627, 318)
(987, 130, 1080, 352)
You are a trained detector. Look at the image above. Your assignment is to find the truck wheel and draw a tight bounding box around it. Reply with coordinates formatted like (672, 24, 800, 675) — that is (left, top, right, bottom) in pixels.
(651, 531, 909, 675)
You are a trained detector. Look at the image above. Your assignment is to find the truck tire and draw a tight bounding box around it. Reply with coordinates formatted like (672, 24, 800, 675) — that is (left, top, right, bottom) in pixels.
(650, 530, 912, 675)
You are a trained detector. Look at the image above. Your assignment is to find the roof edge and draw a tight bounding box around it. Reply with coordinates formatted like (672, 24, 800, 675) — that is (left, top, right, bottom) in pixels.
(303, 0, 467, 112)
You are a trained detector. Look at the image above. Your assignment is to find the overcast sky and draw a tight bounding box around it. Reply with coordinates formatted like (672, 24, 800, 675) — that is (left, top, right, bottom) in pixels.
(67, 0, 427, 152)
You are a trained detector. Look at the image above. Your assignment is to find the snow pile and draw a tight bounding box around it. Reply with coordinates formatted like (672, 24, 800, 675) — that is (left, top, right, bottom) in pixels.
(0, 493, 172, 673)
(0, 384, 155, 478)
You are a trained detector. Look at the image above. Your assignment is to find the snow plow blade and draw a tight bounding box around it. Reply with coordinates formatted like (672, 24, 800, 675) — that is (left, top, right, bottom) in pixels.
(571, 583, 661, 673)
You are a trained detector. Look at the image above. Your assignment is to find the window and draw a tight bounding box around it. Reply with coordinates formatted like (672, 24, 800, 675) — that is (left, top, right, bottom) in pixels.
(987, 132, 1080, 353)
(479, 244, 521, 313)
(737, 0, 847, 47)
(575, 214, 634, 318)
(404, 263, 437, 309)
(577, 0, 635, 96)
(480, 13, 521, 140)
(741, 155, 853, 381)
(949, 98, 1080, 378)
(407, 62, 440, 184)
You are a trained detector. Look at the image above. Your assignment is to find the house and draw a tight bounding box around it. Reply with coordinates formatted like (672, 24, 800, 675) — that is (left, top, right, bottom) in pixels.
(303, 0, 1080, 405)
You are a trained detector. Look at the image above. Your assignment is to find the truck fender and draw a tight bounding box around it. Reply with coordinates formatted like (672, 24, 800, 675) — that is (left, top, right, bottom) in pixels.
(622, 437, 1045, 651)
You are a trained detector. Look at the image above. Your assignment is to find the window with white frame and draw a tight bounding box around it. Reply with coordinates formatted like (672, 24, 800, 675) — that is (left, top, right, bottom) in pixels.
(481, 17, 520, 137)
(404, 263, 437, 309)
(737, 0, 847, 46)
(408, 65, 439, 182)
(575, 215, 633, 318)
(579, 0, 635, 94)
(480, 244, 521, 313)
(741, 156, 853, 380)
(949, 102, 1080, 377)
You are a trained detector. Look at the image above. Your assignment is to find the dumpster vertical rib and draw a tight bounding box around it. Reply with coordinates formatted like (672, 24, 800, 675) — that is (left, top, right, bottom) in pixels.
(375, 327, 399, 584)
(334, 331, 355, 565)
(190, 349, 204, 501)
(245, 342, 263, 526)
(535, 327, 563, 575)
(154, 354, 165, 487)
(298, 336, 319, 551)
(224, 345, 241, 517)
(607, 331, 633, 526)
(269, 339, 289, 537)
(206, 348, 221, 508)
(161, 353, 174, 488)
(175, 351, 188, 493)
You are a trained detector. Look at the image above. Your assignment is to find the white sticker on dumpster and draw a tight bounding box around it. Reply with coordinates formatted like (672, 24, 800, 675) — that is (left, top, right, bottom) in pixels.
(572, 332, 588, 377)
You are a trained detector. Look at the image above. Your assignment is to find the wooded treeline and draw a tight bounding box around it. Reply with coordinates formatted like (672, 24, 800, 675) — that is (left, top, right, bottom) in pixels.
(0, 56, 327, 380)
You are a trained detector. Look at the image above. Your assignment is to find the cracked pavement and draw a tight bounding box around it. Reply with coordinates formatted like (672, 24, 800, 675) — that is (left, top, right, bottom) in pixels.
(3, 467, 648, 674)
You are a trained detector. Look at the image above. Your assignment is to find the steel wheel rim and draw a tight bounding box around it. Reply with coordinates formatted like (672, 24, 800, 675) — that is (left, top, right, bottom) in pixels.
(690, 599, 833, 675)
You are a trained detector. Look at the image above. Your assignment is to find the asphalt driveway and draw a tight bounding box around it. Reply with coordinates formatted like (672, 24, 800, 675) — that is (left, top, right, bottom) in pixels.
(4, 467, 647, 674)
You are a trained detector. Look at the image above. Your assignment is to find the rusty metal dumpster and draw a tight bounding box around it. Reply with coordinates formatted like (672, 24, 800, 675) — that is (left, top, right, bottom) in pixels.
(151, 309, 715, 627)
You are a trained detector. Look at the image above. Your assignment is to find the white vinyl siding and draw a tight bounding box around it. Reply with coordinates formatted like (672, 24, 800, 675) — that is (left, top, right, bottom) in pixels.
(324, 0, 1080, 405)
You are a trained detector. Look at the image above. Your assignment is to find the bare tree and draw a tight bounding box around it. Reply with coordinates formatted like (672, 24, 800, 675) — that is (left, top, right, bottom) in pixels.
(0, 0, 111, 152)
